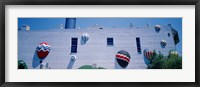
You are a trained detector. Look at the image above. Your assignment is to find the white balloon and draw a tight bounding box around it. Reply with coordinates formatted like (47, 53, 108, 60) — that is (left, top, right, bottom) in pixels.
(71, 55, 76, 61)
(155, 25, 161, 28)
(161, 40, 167, 46)
(155, 25, 161, 32)
(82, 33, 89, 43)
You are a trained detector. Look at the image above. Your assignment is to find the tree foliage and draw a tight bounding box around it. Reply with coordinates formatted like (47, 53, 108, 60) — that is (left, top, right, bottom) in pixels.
(148, 51, 182, 69)
(78, 65, 106, 69)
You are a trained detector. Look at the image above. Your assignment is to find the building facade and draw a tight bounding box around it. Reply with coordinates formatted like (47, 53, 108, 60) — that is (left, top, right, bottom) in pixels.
(18, 18, 179, 69)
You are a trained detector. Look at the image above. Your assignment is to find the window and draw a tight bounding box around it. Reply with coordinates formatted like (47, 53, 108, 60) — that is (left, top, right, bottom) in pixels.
(168, 33, 170, 37)
(136, 37, 141, 54)
(71, 38, 78, 53)
(107, 38, 113, 46)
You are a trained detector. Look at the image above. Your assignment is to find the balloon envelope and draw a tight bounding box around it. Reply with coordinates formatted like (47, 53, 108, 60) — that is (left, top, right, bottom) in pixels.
(155, 25, 161, 32)
(115, 50, 131, 68)
(18, 60, 28, 69)
(160, 40, 167, 47)
(169, 50, 178, 56)
(82, 33, 89, 43)
(36, 42, 50, 59)
(143, 49, 154, 60)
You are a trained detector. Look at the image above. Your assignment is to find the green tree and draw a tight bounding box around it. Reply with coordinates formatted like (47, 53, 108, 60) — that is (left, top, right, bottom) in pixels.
(148, 51, 182, 69)
(162, 54, 182, 69)
(148, 52, 165, 69)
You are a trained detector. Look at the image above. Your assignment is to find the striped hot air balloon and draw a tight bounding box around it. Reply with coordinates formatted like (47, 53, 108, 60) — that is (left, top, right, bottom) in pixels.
(143, 49, 154, 60)
(36, 42, 50, 59)
(155, 25, 161, 32)
(160, 40, 167, 48)
(115, 50, 131, 68)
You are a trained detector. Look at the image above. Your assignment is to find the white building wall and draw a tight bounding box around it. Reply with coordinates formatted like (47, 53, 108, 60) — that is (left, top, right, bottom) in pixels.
(18, 26, 176, 69)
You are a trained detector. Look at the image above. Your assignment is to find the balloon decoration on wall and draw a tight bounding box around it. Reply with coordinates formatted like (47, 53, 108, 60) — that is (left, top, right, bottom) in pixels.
(82, 33, 89, 44)
(143, 49, 154, 60)
(169, 50, 178, 57)
(36, 42, 50, 59)
(115, 50, 131, 68)
(71, 55, 76, 61)
(160, 40, 167, 48)
(155, 25, 161, 32)
(18, 60, 28, 69)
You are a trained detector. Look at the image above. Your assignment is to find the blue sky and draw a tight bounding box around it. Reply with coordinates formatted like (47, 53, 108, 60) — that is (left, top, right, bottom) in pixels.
(18, 18, 182, 55)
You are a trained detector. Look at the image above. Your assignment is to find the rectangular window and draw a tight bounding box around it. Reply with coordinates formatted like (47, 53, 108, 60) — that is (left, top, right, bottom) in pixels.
(71, 38, 78, 53)
(107, 38, 114, 46)
(136, 37, 141, 54)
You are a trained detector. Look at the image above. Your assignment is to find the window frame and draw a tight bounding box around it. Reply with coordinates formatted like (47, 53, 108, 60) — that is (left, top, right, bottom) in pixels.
(71, 37, 78, 53)
(136, 37, 142, 54)
(107, 37, 114, 46)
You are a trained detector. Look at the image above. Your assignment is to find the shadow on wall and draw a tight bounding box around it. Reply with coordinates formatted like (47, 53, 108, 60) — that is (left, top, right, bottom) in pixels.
(143, 56, 150, 66)
(80, 36, 86, 45)
(67, 59, 75, 69)
(32, 52, 43, 68)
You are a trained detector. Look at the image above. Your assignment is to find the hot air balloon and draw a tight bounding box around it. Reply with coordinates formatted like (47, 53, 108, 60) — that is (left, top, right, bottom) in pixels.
(143, 49, 155, 65)
(18, 60, 28, 69)
(71, 55, 76, 61)
(143, 49, 154, 60)
(115, 50, 131, 68)
(155, 25, 161, 32)
(169, 50, 178, 56)
(160, 40, 167, 48)
(36, 42, 50, 59)
(81, 33, 89, 44)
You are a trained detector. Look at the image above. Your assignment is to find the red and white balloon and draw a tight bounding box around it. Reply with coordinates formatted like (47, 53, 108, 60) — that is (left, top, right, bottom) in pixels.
(36, 42, 50, 59)
(143, 49, 154, 60)
(115, 50, 131, 68)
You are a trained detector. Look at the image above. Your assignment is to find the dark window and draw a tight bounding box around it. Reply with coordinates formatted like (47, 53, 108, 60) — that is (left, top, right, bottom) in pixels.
(168, 33, 170, 37)
(136, 37, 141, 54)
(107, 38, 113, 46)
(71, 38, 78, 53)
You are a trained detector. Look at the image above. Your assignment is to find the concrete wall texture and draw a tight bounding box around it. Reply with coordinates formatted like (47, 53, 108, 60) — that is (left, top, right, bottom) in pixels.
(18, 25, 177, 69)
